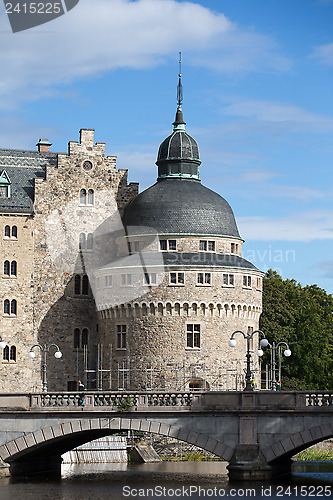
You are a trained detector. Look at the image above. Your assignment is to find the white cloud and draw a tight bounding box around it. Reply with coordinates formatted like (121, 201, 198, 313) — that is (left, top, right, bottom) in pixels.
(238, 210, 333, 241)
(221, 100, 333, 133)
(312, 42, 333, 66)
(0, 0, 291, 110)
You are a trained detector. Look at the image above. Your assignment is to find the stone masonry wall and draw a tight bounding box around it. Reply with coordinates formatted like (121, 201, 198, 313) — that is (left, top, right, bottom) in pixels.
(0, 214, 40, 392)
(97, 262, 263, 391)
(28, 129, 137, 392)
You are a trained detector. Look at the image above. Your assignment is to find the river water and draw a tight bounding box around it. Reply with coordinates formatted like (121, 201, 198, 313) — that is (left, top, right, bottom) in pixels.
(0, 461, 332, 499)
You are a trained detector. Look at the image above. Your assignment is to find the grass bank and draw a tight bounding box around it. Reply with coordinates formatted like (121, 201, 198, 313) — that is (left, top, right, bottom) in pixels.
(296, 449, 333, 461)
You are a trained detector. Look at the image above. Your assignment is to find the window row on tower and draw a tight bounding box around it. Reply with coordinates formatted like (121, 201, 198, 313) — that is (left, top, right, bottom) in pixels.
(95, 272, 262, 290)
(114, 324, 200, 351)
(120, 239, 240, 255)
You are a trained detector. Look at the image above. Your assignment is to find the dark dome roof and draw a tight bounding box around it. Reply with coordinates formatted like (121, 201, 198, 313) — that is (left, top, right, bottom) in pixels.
(157, 130, 199, 163)
(155, 107, 201, 181)
(123, 178, 241, 238)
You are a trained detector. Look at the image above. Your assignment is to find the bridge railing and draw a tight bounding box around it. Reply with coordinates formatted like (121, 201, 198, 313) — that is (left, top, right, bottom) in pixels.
(26, 392, 197, 411)
(0, 391, 332, 411)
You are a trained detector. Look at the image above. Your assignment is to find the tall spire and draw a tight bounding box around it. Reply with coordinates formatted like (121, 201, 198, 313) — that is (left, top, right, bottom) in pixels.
(177, 51, 183, 108)
(173, 51, 186, 130)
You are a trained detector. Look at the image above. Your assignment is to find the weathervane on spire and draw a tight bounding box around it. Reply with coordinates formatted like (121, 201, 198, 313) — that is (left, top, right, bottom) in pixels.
(177, 51, 183, 108)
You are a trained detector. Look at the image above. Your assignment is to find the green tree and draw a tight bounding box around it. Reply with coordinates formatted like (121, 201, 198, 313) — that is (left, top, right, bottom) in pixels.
(259, 271, 333, 390)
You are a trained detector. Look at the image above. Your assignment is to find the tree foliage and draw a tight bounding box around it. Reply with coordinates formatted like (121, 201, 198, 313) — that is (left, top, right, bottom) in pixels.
(259, 270, 333, 390)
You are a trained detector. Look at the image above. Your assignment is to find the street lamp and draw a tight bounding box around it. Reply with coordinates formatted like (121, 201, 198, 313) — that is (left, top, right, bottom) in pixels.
(228, 329, 267, 391)
(0, 336, 7, 350)
(28, 343, 62, 392)
(258, 340, 291, 390)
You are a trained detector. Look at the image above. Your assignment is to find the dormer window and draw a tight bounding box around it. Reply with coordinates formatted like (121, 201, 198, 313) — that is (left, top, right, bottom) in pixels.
(0, 171, 11, 199)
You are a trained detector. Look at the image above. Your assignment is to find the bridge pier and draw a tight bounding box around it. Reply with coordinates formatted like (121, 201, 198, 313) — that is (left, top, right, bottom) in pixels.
(10, 455, 62, 477)
(227, 445, 293, 481)
(227, 445, 272, 481)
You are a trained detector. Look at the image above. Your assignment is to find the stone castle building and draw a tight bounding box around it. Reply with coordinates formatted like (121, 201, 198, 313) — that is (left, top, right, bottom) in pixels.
(0, 98, 263, 393)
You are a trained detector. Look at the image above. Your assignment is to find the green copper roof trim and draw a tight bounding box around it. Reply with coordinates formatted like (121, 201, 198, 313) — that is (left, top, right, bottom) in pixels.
(158, 172, 200, 180)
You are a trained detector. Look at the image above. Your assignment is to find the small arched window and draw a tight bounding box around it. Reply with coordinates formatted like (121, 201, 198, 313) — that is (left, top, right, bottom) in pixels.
(82, 275, 89, 295)
(82, 328, 88, 347)
(87, 189, 94, 205)
(11, 299, 17, 315)
(4, 225, 10, 238)
(4, 260, 10, 276)
(10, 346, 16, 361)
(4, 299, 10, 315)
(74, 275, 81, 295)
(3, 345, 9, 361)
(74, 328, 80, 348)
(80, 189, 86, 205)
(79, 233, 86, 250)
(86, 233, 93, 250)
(10, 261, 17, 276)
(12, 226, 17, 238)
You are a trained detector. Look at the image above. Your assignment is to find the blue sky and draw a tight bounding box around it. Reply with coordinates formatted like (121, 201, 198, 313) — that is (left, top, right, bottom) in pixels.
(1, 0, 333, 292)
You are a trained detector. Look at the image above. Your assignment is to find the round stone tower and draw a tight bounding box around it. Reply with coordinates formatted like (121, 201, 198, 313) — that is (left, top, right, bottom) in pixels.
(95, 93, 263, 391)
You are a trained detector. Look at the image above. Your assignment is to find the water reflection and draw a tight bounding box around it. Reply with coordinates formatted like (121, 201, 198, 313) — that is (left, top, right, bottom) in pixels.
(0, 461, 332, 500)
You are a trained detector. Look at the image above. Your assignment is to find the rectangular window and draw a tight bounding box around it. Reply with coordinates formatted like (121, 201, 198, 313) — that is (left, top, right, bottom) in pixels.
(243, 275, 252, 288)
(197, 273, 211, 285)
(170, 272, 184, 285)
(231, 243, 239, 254)
(104, 275, 112, 287)
(0, 186, 9, 198)
(223, 274, 235, 286)
(144, 273, 157, 285)
(121, 274, 132, 286)
(199, 240, 207, 251)
(200, 240, 215, 251)
(186, 324, 200, 348)
(160, 240, 167, 251)
(160, 239, 177, 251)
(117, 325, 127, 349)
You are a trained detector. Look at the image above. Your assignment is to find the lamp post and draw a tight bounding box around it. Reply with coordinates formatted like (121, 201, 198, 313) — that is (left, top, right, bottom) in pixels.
(28, 343, 62, 392)
(228, 329, 267, 391)
(258, 341, 291, 390)
(0, 336, 7, 350)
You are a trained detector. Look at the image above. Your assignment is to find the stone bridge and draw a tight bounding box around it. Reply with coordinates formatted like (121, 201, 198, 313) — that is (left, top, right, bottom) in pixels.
(0, 391, 332, 480)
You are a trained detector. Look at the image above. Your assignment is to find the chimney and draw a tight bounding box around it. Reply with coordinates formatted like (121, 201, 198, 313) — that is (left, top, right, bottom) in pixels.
(36, 139, 52, 153)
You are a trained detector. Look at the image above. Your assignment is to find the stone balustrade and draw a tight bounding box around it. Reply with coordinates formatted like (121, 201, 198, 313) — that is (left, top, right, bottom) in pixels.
(0, 391, 332, 412)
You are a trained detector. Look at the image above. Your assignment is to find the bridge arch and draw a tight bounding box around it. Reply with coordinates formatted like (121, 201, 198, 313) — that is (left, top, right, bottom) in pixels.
(262, 422, 333, 464)
(0, 416, 234, 474)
